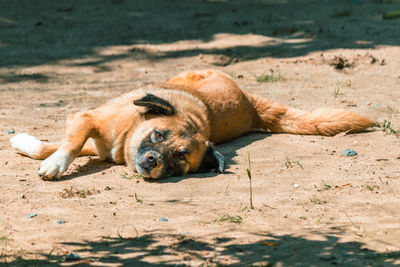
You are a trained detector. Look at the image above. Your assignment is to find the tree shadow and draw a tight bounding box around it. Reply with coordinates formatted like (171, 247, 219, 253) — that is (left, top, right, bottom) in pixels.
(0, 72, 50, 83)
(0, 0, 399, 69)
(4, 228, 400, 266)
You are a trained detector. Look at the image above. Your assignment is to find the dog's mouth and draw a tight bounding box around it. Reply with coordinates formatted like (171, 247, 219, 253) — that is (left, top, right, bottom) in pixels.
(135, 163, 164, 179)
(135, 151, 165, 179)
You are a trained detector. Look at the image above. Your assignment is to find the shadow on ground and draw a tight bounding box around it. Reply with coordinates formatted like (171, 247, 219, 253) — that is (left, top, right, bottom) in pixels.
(3, 228, 399, 266)
(52, 158, 116, 181)
(159, 132, 269, 183)
(0, 0, 400, 70)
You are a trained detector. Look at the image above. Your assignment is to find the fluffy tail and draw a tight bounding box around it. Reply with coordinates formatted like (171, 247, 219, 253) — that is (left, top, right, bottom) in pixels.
(246, 93, 375, 136)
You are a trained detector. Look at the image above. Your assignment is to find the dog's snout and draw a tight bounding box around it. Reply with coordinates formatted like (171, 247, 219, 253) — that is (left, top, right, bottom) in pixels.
(137, 151, 160, 175)
(146, 152, 157, 167)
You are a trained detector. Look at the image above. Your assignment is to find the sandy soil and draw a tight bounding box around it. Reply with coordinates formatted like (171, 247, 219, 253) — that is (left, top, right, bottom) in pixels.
(1, 0, 400, 266)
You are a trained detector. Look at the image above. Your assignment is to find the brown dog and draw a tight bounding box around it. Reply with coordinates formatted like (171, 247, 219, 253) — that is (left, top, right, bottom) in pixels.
(10, 70, 374, 179)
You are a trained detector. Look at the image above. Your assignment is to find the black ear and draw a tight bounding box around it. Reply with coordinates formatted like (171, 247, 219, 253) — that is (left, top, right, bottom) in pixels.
(133, 94, 175, 116)
(197, 144, 225, 173)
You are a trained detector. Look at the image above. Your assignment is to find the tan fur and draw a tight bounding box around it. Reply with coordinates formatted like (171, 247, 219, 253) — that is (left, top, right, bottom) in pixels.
(167, 70, 374, 139)
(11, 70, 375, 180)
(246, 93, 375, 136)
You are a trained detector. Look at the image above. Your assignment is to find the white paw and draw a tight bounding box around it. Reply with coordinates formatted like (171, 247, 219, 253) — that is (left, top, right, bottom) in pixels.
(10, 133, 42, 157)
(38, 149, 74, 180)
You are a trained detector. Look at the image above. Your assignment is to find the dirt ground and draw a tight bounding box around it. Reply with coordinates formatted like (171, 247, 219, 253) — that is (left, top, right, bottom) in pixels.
(1, 0, 400, 266)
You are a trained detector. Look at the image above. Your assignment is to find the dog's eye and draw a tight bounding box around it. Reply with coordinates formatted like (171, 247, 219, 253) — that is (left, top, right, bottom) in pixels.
(155, 131, 162, 140)
(151, 130, 164, 143)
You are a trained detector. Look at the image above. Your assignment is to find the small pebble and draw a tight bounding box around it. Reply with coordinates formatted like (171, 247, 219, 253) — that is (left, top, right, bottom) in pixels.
(56, 100, 64, 106)
(159, 217, 168, 222)
(65, 252, 81, 261)
(55, 219, 66, 224)
(26, 213, 37, 218)
(342, 148, 357, 156)
(5, 129, 15, 134)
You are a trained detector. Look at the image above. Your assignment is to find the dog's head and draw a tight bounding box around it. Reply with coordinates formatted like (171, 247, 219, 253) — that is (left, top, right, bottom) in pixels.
(126, 93, 224, 179)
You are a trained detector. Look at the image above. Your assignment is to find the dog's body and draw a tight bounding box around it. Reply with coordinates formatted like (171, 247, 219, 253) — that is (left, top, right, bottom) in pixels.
(11, 70, 375, 179)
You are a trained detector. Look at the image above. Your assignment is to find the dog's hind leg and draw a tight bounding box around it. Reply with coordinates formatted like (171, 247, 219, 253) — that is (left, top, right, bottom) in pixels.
(11, 134, 97, 160)
(11, 133, 58, 160)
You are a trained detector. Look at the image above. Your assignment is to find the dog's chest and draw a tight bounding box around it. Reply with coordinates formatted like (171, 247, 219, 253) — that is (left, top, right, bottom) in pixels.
(90, 138, 124, 163)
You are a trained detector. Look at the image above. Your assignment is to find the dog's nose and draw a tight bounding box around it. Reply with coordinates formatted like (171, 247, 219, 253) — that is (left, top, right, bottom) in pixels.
(137, 151, 160, 174)
(146, 153, 157, 168)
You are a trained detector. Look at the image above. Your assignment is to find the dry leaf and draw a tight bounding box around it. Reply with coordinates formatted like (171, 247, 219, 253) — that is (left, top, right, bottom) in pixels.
(261, 241, 279, 246)
(335, 183, 351, 189)
(333, 130, 350, 138)
(376, 158, 389, 161)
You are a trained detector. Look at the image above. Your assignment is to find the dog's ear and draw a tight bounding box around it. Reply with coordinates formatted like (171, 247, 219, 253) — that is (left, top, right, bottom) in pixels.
(133, 94, 175, 116)
(197, 143, 224, 173)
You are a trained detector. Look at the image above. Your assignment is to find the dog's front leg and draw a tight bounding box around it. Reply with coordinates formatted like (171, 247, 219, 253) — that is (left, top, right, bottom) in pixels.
(39, 112, 97, 180)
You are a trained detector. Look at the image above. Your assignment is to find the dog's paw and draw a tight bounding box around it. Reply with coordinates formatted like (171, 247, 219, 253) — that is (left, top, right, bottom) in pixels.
(38, 149, 74, 180)
(10, 133, 42, 157)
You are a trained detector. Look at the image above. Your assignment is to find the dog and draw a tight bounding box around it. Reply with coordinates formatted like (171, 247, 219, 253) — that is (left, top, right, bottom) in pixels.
(10, 70, 375, 180)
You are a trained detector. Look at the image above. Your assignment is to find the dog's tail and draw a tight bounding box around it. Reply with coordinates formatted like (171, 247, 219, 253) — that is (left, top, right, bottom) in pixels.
(246, 93, 375, 136)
